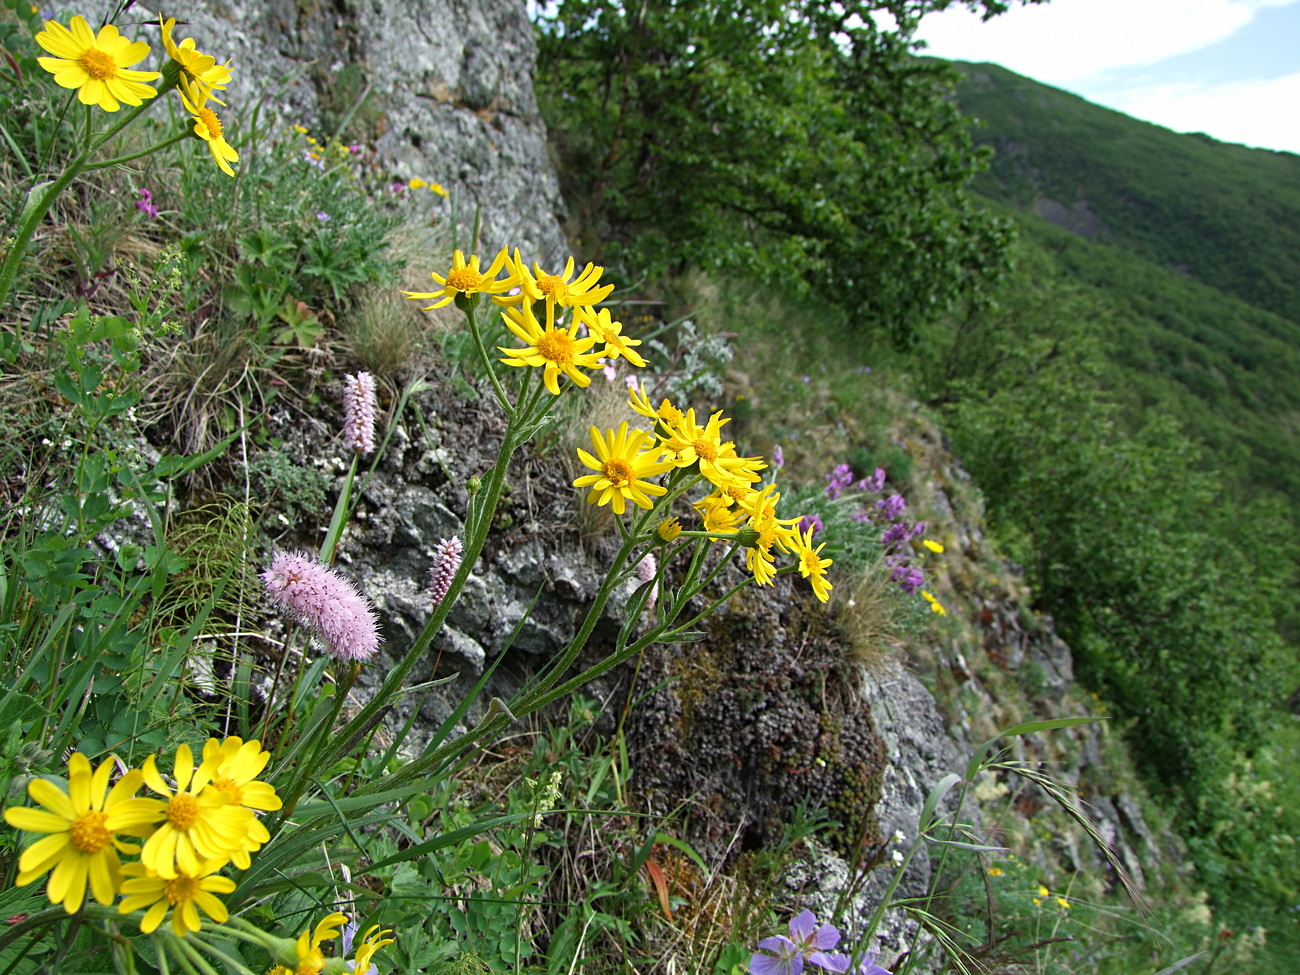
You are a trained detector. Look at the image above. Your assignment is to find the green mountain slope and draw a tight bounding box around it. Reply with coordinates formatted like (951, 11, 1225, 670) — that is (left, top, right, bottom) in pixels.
(951, 60, 1300, 328)
(942, 61, 1300, 510)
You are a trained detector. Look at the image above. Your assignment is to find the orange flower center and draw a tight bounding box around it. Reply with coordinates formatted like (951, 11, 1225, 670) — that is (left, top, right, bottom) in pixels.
(212, 776, 244, 803)
(69, 810, 111, 854)
(723, 485, 747, 504)
(692, 439, 719, 463)
(79, 48, 117, 81)
(198, 107, 223, 139)
(657, 402, 683, 424)
(801, 549, 822, 573)
(536, 274, 568, 301)
(164, 874, 201, 906)
(537, 330, 575, 364)
(603, 458, 633, 486)
(167, 792, 201, 831)
(445, 267, 482, 292)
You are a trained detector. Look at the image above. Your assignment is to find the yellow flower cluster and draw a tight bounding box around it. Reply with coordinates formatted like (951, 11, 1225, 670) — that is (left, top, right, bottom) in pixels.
(32, 14, 239, 176)
(576, 387, 834, 601)
(3, 738, 279, 935)
(268, 912, 395, 975)
(404, 248, 642, 395)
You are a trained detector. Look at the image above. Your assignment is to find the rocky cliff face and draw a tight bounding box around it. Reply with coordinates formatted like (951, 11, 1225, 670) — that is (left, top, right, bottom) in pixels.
(153, 0, 568, 263)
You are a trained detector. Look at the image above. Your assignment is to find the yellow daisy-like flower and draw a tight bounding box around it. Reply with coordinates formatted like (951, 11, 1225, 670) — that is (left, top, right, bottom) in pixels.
(576, 305, 646, 368)
(499, 300, 606, 395)
(118, 858, 235, 936)
(795, 523, 833, 603)
(3, 753, 146, 913)
(1056, 896, 1071, 910)
(921, 590, 947, 616)
(403, 248, 512, 310)
(179, 83, 239, 177)
(35, 15, 160, 112)
(922, 539, 944, 553)
(740, 484, 801, 554)
(200, 736, 281, 869)
(159, 17, 232, 102)
(656, 517, 682, 543)
(137, 745, 255, 879)
(499, 254, 614, 310)
(694, 494, 743, 536)
(660, 409, 762, 491)
(430, 182, 450, 198)
(271, 912, 348, 975)
(351, 925, 397, 973)
(987, 866, 1004, 877)
(628, 384, 684, 428)
(573, 422, 676, 515)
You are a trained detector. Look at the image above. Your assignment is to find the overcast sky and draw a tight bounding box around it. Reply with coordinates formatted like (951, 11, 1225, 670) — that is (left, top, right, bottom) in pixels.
(915, 0, 1300, 155)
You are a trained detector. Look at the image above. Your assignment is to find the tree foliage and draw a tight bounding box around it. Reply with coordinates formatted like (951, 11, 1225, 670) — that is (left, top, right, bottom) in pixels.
(533, 1, 1040, 347)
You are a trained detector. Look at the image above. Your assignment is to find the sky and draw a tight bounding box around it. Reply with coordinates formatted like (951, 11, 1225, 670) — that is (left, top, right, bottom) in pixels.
(915, 0, 1300, 155)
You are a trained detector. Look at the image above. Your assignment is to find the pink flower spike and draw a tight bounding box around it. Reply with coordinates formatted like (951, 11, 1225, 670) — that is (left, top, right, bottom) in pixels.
(427, 537, 464, 607)
(262, 552, 381, 661)
(343, 372, 377, 453)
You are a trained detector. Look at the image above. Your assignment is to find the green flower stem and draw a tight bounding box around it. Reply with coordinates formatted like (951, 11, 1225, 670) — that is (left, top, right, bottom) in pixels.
(277, 660, 359, 819)
(0, 94, 166, 308)
(86, 130, 191, 170)
(464, 301, 514, 415)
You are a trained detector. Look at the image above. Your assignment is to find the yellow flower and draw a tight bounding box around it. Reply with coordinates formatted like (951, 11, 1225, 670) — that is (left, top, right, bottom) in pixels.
(3, 753, 146, 913)
(136, 745, 255, 878)
(694, 494, 742, 536)
(500, 254, 614, 310)
(987, 866, 1004, 877)
(922, 539, 944, 553)
(179, 84, 239, 177)
(200, 737, 281, 869)
(1056, 896, 1071, 909)
(118, 858, 235, 936)
(921, 590, 946, 616)
(35, 15, 159, 112)
(352, 925, 397, 972)
(576, 305, 646, 368)
(628, 384, 685, 428)
(408, 177, 428, 189)
(657, 517, 682, 542)
(794, 523, 833, 603)
(660, 409, 761, 491)
(430, 182, 450, 197)
(271, 912, 348, 975)
(159, 17, 232, 102)
(573, 422, 675, 515)
(499, 300, 606, 395)
(404, 248, 513, 310)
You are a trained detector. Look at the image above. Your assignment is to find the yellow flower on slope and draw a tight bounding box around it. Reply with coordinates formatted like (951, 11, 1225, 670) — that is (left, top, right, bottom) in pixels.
(794, 523, 833, 603)
(499, 254, 614, 310)
(574, 422, 675, 515)
(271, 912, 348, 975)
(576, 305, 646, 368)
(351, 925, 397, 973)
(179, 84, 239, 177)
(404, 248, 512, 310)
(159, 17, 232, 101)
(137, 745, 254, 878)
(118, 858, 235, 936)
(921, 590, 946, 615)
(499, 300, 605, 395)
(628, 384, 684, 428)
(200, 736, 281, 869)
(660, 409, 763, 491)
(3, 753, 146, 913)
(35, 15, 160, 112)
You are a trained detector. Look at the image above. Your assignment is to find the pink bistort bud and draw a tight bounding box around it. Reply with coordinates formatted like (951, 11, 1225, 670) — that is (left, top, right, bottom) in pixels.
(427, 537, 464, 607)
(343, 372, 377, 453)
(262, 551, 380, 661)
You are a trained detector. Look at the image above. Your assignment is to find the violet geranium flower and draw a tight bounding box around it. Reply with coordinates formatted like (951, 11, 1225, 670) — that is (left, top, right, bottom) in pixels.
(750, 910, 852, 975)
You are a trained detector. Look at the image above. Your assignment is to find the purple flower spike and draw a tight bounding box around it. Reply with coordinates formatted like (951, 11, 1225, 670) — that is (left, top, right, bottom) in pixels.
(772, 445, 785, 470)
(427, 537, 464, 607)
(877, 494, 907, 521)
(799, 514, 823, 536)
(263, 552, 380, 661)
(751, 935, 804, 975)
(343, 372, 377, 453)
(824, 464, 854, 500)
(134, 187, 159, 218)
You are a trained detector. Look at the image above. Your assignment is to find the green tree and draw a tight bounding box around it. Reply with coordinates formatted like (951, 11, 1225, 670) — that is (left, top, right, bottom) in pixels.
(534, 1, 1041, 347)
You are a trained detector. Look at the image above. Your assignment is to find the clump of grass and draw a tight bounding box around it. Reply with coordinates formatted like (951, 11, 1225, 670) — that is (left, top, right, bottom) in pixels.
(347, 284, 428, 379)
(837, 564, 899, 668)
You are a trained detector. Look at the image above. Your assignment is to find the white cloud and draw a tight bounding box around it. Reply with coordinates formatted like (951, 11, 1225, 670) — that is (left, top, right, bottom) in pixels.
(917, 0, 1299, 84)
(1099, 72, 1300, 153)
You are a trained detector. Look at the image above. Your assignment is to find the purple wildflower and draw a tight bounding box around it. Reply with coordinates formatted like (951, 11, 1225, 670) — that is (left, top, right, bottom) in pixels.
(855, 956, 892, 975)
(877, 494, 907, 521)
(849, 507, 872, 524)
(751, 935, 803, 975)
(824, 464, 854, 500)
(427, 537, 463, 607)
(880, 523, 911, 551)
(262, 552, 380, 661)
(856, 467, 886, 494)
(891, 565, 925, 594)
(799, 514, 823, 536)
(772, 445, 785, 470)
(315, 210, 331, 221)
(343, 372, 377, 453)
(134, 188, 159, 218)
